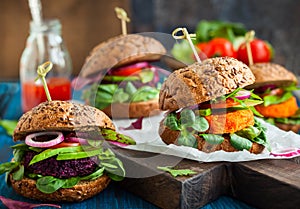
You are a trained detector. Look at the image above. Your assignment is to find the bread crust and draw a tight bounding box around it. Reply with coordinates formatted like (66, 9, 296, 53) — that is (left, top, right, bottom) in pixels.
(13, 100, 115, 141)
(9, 173, 111, 202)
(275, 122, 300, 133)
(158, 121, 264, 154)
(246, 62, 297, 89)
(81, 34, 166, 78)
(159, 57, 255, 111)
(102, 98, 161, 119)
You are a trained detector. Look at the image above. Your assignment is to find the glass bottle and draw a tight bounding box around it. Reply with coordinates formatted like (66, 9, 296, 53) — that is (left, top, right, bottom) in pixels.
(20, 19, 72, 112)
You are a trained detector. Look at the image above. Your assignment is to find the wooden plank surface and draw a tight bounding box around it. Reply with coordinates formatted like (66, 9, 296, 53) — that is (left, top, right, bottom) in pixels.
(114, 147, 300, 209)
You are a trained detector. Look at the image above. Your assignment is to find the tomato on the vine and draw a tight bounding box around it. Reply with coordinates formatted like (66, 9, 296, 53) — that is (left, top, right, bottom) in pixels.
(237, 38, 272, 65)
(196, 38, 237, 59)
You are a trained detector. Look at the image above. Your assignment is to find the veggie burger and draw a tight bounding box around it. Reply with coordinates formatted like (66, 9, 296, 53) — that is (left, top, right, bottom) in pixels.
(159, 57, 269, 154)
(0, 100, 135, 202)
(246, 62, 300, 133)
(79, 34, 169, 118)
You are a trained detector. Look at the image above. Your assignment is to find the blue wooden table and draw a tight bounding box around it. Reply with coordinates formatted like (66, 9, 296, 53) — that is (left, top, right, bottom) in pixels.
(0, 82, 255, 209)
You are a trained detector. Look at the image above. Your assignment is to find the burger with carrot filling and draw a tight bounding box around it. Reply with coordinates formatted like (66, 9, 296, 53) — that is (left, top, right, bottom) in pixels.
(0, 100, 135, 202)
(159, 57, 269, 154)
(246, 62, 300, 133)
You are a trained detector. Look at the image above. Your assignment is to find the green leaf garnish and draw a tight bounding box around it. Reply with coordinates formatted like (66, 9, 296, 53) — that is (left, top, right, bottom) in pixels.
(157, 166, 197, 177)
(0, 120, 17, 136)
(200, 134, 224, 144)
(230, 133, 253, 151)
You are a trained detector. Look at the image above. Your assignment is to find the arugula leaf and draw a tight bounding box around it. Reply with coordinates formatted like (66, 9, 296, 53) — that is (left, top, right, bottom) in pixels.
(157, 166, 197, 177)
(101, 128, 136, 145)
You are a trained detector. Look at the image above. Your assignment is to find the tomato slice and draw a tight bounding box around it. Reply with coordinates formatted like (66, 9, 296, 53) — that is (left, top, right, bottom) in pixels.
(50, 142, 80, 149)
(111, 67, 142, 76)
(199, 98, 240, 109)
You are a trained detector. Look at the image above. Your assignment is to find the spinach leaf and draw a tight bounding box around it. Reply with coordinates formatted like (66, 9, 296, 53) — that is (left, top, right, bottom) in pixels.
(180, 109, 196, 127)
(12, 165, 24, 181)
(81, 167, 105, 181)
(164, 113, 181, 131)
(177, 132, 197, 148)
(201, 134, 224, 144)
(139, 70, 154, 83)
(0, 162, 19, 175)
(263, 92, 293, 106)
(125, 81, 137, 95)
(235, 126, 261, 140)
(131, 86, 159, 102)
(192, 116, 209, 132)
(230, 134, 252, 151)
(36, 176, 66, 194)
(61, 177, 80, 188)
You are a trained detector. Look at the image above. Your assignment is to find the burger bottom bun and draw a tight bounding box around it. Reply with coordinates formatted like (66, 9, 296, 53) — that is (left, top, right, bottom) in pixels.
(159, 122, 265, 154)
(9, 174, 111, 202)
(102, 98, 161, 119)
(275, 122, 300, 134)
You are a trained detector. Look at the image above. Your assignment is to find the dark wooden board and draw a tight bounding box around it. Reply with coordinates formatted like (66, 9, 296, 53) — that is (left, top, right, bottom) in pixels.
(113, 147, 300, 209)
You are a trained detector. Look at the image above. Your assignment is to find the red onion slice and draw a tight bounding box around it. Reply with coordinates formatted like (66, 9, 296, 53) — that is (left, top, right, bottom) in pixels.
(271, 147, 300, 157)
(65, 137, 89, 145)
(25, 132, 64, 148)
(235, 90, 251, 100)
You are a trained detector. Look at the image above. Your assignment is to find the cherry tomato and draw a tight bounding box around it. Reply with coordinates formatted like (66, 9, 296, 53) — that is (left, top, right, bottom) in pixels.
(50, 142, 80, 149)
(237, 39, 272, 65)
(197, 38, 237, 59)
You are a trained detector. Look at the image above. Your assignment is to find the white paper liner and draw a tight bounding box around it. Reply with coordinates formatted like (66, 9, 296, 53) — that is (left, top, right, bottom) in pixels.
(113, 113, 300, 162)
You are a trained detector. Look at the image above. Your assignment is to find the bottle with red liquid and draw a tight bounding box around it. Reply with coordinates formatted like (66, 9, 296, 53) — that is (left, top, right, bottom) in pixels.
(20, 19, 72, 112)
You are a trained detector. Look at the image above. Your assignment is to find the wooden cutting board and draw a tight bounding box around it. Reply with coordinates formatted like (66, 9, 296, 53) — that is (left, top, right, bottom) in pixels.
(114, 147, 300, 209)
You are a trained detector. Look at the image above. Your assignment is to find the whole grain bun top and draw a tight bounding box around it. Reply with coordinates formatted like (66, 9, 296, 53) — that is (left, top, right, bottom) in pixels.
(80, 34, 166, 78)
(246, 62, 297, 89)
(159, 57, 255, 111)
(13, 100, 115, 141)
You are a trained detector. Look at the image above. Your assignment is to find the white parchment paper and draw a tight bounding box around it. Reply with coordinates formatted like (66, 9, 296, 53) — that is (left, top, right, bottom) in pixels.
(113, 113, 300, 162)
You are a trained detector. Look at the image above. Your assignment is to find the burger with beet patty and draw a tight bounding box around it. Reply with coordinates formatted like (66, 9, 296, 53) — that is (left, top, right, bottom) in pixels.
(0, 100, 135, 202)
(76, 34, 170, 119)
(246, 62, 300, 133)
(159, 57, 269, 154)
